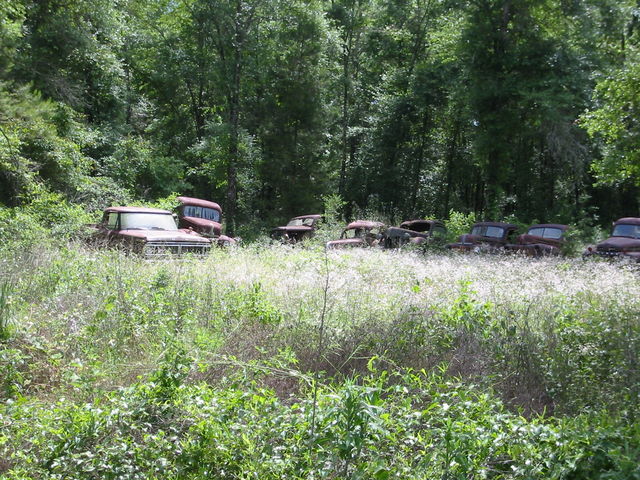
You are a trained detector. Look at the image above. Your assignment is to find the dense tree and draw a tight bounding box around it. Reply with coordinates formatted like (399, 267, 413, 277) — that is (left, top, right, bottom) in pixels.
(2, 0, 639, 228)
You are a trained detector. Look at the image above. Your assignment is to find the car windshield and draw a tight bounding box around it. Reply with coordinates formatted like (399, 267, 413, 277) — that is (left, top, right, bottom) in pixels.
(612, 224, 640, 239)
(401, 222, 429, 232)
(183, 206, 220, 222)
(120, 213, 178, 231)
(528, 227, 563, 239)
(471, 225, 504, 238)
(287, 217, 315, 227)
(342, 228, 361, 239)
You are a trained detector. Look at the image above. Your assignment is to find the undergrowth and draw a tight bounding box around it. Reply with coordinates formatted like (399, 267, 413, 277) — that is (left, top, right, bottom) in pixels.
(0, 241, 638, 477)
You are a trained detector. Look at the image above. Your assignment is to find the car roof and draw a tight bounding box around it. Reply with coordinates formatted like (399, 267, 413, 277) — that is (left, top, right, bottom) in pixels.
(614, 217, 640, 226)
(345, 220, 385, 229)
(473, 221, 518, 229)
(292, 214, 323, 220)
(400, 219, 445, 228)
(177, 196, 222, 211)
(105, 206, 172, 214)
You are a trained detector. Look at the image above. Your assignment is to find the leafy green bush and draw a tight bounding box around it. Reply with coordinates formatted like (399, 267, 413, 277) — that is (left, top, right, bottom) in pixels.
(445, 209, 477, 241)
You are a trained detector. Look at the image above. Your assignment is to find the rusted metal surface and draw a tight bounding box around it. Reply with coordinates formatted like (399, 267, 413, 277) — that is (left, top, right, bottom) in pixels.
(326, 220, 386, 249)
(505, 224, 569, 256)
(176, 196, 239, 246)
(384, 219, 447, 249)
(176, 196, 222, 211)
(92, 206, 211, 256)
(177, 196, 223, 237)
(446, 221, 518, 252)
(271, 214, 323, 243)
(584, 217, 640, 261)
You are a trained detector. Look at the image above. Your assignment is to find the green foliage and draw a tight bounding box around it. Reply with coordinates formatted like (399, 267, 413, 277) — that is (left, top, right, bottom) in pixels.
(0, 242, 638, 477)
(581, 46, 640, 186)
(445, 209, 477, 240)
(0, 279, 13, 342)
(2, 367, 639, 479)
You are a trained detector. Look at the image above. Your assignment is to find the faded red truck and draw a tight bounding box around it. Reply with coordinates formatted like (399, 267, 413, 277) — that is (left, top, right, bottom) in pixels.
(505, 224, 569, 256)
(584, 217, 640, 261)
(176, 196, 237, 246)
(92, 206, 211, 256)
(446, 221, 518, 252)
(271, 214, 323, 243)
(326, 220, 386, 249)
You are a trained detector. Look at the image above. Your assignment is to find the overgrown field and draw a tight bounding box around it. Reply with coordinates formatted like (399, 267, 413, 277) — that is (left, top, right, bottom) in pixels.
(1, 243, 639, 478)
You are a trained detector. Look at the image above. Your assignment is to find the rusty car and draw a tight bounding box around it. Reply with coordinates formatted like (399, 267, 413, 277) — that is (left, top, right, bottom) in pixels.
(504, 223, 569, 256)
(92, 206, 211, 256)
(584, 217, 640, 261)
(445, 221, 518, 252)
(176, 196, 237, 246)
(326, 220, 386, 249)
(383, 219, 447, 249)
(271, 214, 323, 243)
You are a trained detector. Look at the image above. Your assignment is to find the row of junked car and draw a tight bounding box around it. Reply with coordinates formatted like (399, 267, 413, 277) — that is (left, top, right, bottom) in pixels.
(272, 213, 640, 260)
(89, 196, 640, 261)
(271, 215, 568, 255)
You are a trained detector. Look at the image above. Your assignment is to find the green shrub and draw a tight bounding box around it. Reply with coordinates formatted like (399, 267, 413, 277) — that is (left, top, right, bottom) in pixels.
(445, 209, 477, 241)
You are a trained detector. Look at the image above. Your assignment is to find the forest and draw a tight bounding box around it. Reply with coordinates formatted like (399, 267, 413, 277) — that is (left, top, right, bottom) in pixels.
(1, 1, 640, 479)
(1, 0, 639, 234)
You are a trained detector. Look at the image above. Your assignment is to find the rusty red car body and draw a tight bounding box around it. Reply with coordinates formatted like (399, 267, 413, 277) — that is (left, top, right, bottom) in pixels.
(176, 196, 236, 246)
(446, 221, 518, 252)
(271, 214, 323, 243)
(326, 220, 386, 249)
(92, 206, 211, 256)
(505, 224, 569, 256)
(384, 219, 447, 249)
(584, 217, 640, 261)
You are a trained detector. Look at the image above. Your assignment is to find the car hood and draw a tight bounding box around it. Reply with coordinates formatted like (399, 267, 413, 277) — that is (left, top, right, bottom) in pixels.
(272, 225, 315, 233)
(386, 227, 428, 238)
(119, 230, 210, 243)
(597, 236, 640, 251)
(182, 216, 222, 229)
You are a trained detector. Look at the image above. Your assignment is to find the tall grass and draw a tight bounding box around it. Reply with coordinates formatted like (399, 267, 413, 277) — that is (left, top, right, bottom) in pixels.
(0, 241, 638, 477)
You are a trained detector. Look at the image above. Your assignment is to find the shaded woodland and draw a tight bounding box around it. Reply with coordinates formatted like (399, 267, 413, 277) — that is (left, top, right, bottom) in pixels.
(1, 0, 639, 234)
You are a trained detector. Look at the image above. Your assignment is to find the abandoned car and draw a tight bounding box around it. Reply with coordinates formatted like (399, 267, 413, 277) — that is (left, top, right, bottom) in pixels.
(271, 214, 323, 243)
(584, 217, 640, 261)
(384, 219, 447, 249)
(92, 206, 211, 256)
(446, 221, 518, 252)
(176, 196, 237, 246)
(505, 224, 569, 256)
(326, 220, 386, 249)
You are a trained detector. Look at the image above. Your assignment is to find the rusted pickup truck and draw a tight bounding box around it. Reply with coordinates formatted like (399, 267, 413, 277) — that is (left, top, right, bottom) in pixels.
(584, 217, 640, 261)
(271, 214, 323, 243)
(505, 224, 569, 256)
(176, 196, 237, 246)
(384, 219, 447, 249)
(446, 221, 518, 252)
(92, 206, 211, 256)
(326, 220, 386, 249)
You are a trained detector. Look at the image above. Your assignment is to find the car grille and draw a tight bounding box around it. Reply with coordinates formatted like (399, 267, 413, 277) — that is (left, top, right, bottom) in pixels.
(143, 241, 210, 257)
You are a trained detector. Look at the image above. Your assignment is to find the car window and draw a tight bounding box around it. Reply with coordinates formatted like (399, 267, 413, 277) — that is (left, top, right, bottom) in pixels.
(433, 226, 446, 237)
(542, 228, 563, 239)
(107, 212, 119, 230)
(612, 224, 640, 239)
(485, 226, 505, 238)
(183, 206, 220, 222)
(120, 213, 178, 230)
